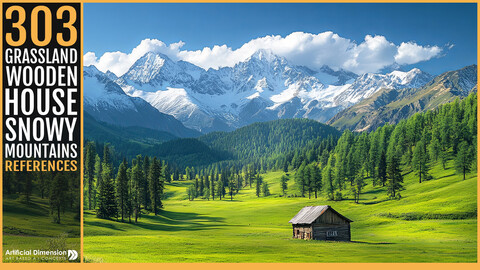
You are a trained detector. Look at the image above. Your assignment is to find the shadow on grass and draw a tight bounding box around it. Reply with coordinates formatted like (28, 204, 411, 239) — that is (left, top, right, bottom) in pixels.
(4, 202, 47, 217)
(162, 191, 177, 200)
(363, 188, 386, 195)
(133, 210, 226, 232)
(350, 240, 394, 245)
(360, 199, 389, 205)
(167, 181, 192, 188)
(83, 221, 126, 231)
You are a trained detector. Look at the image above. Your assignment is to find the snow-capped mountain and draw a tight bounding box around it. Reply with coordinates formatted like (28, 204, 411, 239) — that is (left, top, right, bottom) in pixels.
(102, 50, 433, 133)
(83, 65, 200, 138)
(334, 68, 434, 107)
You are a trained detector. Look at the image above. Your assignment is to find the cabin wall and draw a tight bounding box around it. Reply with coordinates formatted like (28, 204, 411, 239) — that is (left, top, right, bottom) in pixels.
(312, 223, 350, 241)
(292, 225, 313, 240)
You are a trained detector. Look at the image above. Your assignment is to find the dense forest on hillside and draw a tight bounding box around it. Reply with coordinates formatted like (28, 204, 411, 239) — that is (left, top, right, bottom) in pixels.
(184, 92, 477, 202)
(199, 118, 340, 169)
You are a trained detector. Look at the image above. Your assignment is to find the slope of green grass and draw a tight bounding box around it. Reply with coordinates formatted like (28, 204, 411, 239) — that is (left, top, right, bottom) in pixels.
(84, 161, 477, 262)
(3, 195, 81, 262)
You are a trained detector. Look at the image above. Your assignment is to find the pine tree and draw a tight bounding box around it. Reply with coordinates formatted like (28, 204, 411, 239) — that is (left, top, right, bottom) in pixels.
(19, 171, 33, 204)
(261, 182, 270, 197)
(142, 156, 151, 211)
(305, 164, 313, 199)
(455, 141, 474, 180)
(203, 187, 210, 200)
(368, 133, 379, 180)
(36, 171, 49, 199)
(50, 174, 69, 223)
(115, 159, 129, 222)
(255, 174, 262, 197)
(310, 164, 322, 199)
(85, 141, 96, 210)
(378, 150, 387, 186)
(386, 156, 403, 199)
(412, 139, 429, 183)
(216, 180, 224, 200)
(283, 160, 289, 172)
(295, 163, 306, 197)
(96, 176, 116, 219)
(439, 150, 448, 170)
(130, 160, 144, 223)
(351, 168, 366, 203)
(210, 175, 215, 200)
(148, 158, 164, 215)
(93, 154, 101, 209)
(187, 185, 196, 201)
(228, 178, 236, 200)
(323, 154, 335, 200)
(429, 137, 441, 161)
(280, 175, 288, 197)
(247, 164, 255, 188)
(162, 161, 171, 183)
(97, 145, 117, 219)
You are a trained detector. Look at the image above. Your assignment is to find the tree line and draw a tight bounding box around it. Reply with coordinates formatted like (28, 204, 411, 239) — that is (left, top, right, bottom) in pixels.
(185, 164, 272, 201)
(84, 143, 170, 222)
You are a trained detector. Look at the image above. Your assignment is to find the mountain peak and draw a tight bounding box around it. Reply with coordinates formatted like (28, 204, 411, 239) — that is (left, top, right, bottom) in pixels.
(388, 68, 432, 87)
(84, 65, 102, 76)
(122, 52, 176, 84)
(249, 49, 279, 62)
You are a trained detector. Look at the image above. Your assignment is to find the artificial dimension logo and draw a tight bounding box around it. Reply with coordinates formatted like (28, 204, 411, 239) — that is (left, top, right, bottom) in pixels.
(68, 250, 78, 261)
(4, 249, 78, 261)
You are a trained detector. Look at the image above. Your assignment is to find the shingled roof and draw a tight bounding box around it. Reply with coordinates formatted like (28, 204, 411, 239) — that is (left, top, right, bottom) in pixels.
(289, 205, 353, 224)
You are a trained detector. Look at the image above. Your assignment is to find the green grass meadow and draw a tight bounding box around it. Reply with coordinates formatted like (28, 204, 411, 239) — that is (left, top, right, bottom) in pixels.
(2, 195, 80, 262)
(84, 161, 477, 263)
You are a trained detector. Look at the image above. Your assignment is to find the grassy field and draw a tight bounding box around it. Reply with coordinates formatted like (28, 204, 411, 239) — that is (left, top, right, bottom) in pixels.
(3, 194, 81, 262)
(83, 160, 477, 262)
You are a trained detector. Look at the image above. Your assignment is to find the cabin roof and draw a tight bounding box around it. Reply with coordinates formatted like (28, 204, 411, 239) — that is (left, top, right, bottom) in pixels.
(289, 205, 353, 224)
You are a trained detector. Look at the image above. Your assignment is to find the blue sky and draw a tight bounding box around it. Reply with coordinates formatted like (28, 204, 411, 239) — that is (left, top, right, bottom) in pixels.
(84, 3, 476, 75)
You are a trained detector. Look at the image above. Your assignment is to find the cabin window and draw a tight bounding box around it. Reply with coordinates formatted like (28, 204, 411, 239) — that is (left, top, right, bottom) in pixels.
(326, 231, 338, 237)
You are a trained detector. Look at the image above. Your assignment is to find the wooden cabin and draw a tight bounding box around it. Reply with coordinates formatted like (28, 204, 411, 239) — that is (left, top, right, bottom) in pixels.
(289, 205, 353, 241)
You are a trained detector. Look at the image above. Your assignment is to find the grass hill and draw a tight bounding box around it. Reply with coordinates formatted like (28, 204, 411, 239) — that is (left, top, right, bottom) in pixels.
(3, 194, 80, 262)
(328, 65, 477, 131)
(83, 159, 476, 262)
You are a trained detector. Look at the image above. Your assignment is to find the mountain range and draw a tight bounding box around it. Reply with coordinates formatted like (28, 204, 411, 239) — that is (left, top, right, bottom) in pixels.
(84, 50, 476, 135)
(328, 65, 477, 131)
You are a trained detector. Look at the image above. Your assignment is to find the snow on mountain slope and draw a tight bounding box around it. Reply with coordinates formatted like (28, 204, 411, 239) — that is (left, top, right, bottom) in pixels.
(83, 65, 200, 137)
(334, 68, 434, 107)
(101, 50, 433, 133)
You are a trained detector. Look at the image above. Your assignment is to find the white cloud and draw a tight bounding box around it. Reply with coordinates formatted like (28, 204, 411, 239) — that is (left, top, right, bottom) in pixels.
(84, 32, 443, 76)
(84, 39, 185, 76)
(395, 42, 443, 65)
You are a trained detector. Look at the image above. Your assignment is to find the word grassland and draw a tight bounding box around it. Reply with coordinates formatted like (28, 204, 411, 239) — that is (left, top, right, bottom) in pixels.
(3, 4, 80, 172)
